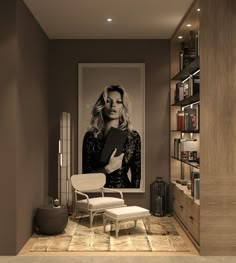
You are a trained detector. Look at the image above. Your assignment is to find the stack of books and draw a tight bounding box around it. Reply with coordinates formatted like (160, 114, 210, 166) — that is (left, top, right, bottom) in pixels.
(176, 106, 199, 131)
(174, 138, 198, 162)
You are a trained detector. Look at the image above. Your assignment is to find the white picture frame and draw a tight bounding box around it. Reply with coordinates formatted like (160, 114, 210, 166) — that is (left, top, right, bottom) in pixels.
(78, 63, 145, 192)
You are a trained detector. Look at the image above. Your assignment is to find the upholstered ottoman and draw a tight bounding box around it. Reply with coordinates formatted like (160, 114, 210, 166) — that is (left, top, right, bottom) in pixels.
(103, 206, 150, 237)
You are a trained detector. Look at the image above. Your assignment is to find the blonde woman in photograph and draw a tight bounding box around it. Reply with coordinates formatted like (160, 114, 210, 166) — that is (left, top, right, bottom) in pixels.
(82, 85, 141, 188)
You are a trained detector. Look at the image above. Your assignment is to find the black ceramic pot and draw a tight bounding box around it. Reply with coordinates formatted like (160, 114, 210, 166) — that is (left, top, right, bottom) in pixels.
(34, 205, 68, 235)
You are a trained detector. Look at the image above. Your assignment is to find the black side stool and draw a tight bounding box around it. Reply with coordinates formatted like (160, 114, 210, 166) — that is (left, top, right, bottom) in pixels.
(34, 205, 68, 235)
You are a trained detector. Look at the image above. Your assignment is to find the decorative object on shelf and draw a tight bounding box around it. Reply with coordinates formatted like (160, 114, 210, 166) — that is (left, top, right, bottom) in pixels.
(150, 177, 168, 216)
(180, 139, 198, 161)
(187, 181, 191, 190)
(174, 138, 198, 162)
(176, 179, 187, 186)
(53, 198, 60, 208)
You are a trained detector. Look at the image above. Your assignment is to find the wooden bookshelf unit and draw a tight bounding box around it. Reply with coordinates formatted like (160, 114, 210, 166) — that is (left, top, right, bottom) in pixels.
(170, 0, 200, 251)
(169, 0, 236, 255)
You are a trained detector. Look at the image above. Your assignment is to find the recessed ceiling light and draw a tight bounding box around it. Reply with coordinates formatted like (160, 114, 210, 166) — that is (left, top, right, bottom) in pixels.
(107, 18, 112, 22)
(178, 36, 183, 39)
(186, 24, 192, 27)
(197, 8, 200, 12)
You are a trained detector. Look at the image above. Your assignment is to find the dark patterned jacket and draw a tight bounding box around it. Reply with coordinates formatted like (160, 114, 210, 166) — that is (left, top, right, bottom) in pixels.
(82, 129, 141, 188)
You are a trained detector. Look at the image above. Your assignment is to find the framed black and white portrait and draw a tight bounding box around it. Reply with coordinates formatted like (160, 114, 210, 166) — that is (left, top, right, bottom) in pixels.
(78, 63, 145, 192)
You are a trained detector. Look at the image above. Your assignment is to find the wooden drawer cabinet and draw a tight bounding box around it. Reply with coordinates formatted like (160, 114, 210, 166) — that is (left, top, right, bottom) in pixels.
(172, 182, 200, 245)
(172, 185, 187, 225)
(173, 199, 187, 225)
(186, 195, 200, 243)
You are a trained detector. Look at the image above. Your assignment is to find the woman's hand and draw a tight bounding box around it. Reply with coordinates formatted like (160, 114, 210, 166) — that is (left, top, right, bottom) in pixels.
(105, 148, 124, 174)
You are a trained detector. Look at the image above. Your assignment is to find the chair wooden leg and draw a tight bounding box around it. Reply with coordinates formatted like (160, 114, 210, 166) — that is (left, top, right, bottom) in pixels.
(71, 205, 77, 219)
(90, 211, 93, 228)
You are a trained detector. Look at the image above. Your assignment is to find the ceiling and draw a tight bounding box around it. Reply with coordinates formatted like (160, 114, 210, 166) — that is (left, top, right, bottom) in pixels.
(23, 0, 194, 39)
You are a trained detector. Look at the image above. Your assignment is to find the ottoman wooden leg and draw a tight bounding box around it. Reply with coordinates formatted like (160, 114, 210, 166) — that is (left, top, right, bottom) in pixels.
(115, 220, 119, 238)
(103, 214, 107, 233)
(146, 216, 151, 233)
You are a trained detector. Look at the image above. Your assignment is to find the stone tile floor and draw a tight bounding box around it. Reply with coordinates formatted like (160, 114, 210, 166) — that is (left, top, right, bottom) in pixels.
(30, 215, 189, 252)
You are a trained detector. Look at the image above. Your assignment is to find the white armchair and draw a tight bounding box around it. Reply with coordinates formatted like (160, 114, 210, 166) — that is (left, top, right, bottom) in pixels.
(71, 173, 126, 227)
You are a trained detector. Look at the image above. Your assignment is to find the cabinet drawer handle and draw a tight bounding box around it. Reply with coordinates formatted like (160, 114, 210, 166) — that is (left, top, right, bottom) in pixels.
(180, 205, 183, 209)
(189, 216, 194, 220)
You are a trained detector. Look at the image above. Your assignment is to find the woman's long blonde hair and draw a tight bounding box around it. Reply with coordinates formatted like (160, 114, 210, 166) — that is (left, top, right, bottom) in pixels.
(89, 85, 133, 137)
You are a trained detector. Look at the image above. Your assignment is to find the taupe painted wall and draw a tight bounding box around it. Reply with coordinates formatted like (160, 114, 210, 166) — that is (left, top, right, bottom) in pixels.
(16, 0, 49, 254)
(48, 40, 170, 208)
(0, 0, 49, 255)
(0, 0, 17, 255)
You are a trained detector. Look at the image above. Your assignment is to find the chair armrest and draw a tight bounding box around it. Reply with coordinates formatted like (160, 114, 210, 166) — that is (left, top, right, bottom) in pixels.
(101, 187, 123, 199)
(75, 190, 90, 208)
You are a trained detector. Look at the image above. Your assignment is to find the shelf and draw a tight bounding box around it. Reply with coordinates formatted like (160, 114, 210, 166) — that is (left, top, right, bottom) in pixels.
(171, 93, 200, 107)
(173, 182, 200, 205)
(172, 57, 200, 81)
(171, 156, 200, 169)
(171, 129, 199, 133)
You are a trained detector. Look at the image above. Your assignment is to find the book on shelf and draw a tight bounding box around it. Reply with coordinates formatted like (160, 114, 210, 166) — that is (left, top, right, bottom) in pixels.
(176, 111, 185, 130)
(174, 138, 186, 159)
(184, 107, 198, 131)
(183, 82, 189, 99)
(175, 82, 184, 103)
(188, 151, 198, 161)
(179, 50, 184, 71)
(196, 30, 200, 57)
(191, 171, 200, 198)
(188, 73, 200, 97)
(100, 127, 127, 164)
(187, 76, 193, 97)
(194, 179, 200, 200)
(193, 73, 200, 95)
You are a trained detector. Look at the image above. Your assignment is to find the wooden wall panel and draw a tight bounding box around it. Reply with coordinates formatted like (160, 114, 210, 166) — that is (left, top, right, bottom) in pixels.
(200, 0, 236, 255)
